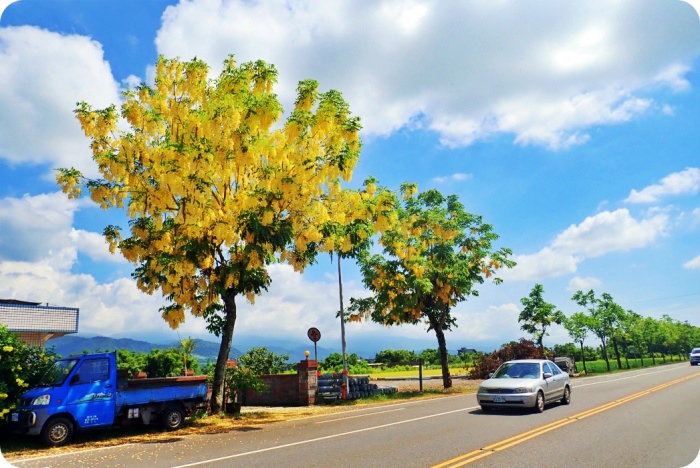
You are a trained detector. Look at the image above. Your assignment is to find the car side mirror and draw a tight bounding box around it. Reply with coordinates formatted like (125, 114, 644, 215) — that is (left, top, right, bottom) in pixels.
(488, 373, 494, 378)
(543, 372, 553, 379)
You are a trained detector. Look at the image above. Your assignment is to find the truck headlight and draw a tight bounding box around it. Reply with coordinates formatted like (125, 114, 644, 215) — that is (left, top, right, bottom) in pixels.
(31, 395, 50, 406)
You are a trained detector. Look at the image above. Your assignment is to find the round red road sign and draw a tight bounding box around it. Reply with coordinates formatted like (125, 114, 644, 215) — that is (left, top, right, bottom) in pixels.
(307, 327, 321, 342)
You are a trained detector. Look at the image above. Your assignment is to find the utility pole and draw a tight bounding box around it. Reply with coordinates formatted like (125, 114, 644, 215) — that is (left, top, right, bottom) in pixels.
(338, 254, 349, 399)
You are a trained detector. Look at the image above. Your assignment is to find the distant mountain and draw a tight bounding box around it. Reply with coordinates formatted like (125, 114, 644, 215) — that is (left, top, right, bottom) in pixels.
(45, 334, 338, 364)
(45, 335, 244, 364)
(46, 332, 495, 365)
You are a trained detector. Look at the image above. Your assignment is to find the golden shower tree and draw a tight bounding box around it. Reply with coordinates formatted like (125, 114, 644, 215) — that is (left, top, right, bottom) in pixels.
(57, 55, 368, 412)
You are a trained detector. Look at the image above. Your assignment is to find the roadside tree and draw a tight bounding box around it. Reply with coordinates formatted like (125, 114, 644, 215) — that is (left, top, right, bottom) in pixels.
(571, 290, 624, 372)
(518, 283, 565, 354)
(237, 346, 290, 375)
(57, 56, 363, 412)
(349, 186, 514, 388)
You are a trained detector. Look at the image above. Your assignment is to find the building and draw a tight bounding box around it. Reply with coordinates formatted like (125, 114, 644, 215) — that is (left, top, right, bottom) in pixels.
(0, 299, 79, 348)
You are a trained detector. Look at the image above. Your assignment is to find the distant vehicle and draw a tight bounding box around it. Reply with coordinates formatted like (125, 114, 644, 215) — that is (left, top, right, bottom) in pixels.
(689, 348, 700, 366)
(476, 359, 571, 413)
(554, 356, 578, 376)
(4, 352, 208, 446)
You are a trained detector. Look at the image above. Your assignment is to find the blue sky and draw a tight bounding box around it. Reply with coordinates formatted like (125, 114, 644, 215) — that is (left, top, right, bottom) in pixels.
(1, 0, 699, 355)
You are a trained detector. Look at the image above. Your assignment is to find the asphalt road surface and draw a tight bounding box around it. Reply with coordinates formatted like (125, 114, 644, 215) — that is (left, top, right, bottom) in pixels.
(6, 363, 700, 468)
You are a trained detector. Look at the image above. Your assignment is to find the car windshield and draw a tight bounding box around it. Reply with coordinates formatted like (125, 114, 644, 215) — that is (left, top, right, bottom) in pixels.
(37, 358, 79, 386)
(493, 362, 541, 379)
(692, 349, 700, 354)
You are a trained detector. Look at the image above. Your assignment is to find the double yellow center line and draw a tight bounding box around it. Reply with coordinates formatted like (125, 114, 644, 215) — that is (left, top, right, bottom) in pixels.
(433, 373, 700, 467)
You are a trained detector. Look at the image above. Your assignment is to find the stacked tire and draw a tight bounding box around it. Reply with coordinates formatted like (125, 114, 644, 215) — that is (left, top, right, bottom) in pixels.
(317, 374, 398, 401)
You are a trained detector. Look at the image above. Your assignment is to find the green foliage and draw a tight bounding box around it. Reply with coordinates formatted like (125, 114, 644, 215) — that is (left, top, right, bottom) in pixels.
(374, 349, 418, 364)
(143, 348, 183, 377)
(224, 366, 267, 401)
(519, 283, 565, 351)
(319, 352, 372, 374)
(237, 347, 290, 375)
(0, 327, 57, 418)
(116, 349, 147, 377)
(417, 348, 440, 365)
(553, 343, 577, 358)
(115, 347, 200, 378)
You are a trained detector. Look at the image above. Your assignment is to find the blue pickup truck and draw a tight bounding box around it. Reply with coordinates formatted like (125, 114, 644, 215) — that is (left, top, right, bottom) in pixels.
(5, 351, 208, 446)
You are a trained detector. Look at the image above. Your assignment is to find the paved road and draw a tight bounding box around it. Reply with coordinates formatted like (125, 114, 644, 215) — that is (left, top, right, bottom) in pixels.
(6, 363, 700, 468)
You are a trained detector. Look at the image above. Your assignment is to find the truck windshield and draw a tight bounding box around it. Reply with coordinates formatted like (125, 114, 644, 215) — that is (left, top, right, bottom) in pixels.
(38, 358, 80, 386)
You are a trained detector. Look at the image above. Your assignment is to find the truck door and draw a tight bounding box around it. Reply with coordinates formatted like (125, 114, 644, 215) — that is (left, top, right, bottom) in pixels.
(65, 357, 115, 428)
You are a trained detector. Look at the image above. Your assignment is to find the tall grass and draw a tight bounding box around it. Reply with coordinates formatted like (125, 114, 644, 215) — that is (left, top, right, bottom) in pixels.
(576, 355, 687, 374)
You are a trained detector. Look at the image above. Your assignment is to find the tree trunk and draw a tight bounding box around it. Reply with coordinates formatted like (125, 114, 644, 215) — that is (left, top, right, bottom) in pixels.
(426, 311, 452, 389)
(612, 338, 622, 370)
(579, 342, 587, 374)
(210, 289, 238, 414)
(601, 339, 611, 372)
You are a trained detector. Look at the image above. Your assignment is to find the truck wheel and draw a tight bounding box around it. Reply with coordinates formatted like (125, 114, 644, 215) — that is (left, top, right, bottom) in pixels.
(162, 406, 184, 431)
(41, 417, 74, 447)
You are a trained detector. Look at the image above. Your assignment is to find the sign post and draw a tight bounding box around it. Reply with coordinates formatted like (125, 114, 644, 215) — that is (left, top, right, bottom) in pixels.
(307, 327, 321, 362)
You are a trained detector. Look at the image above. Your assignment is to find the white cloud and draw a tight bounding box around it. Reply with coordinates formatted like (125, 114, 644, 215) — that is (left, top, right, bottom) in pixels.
(502, 248, 580, 281)
(625, 167, 700, 203)
(69, 229, 125, 264)
(452, 303, 522, 342)
(0, 26, 121, 176)
(683, 255, 700, 269)
(0, 192, 78, 264)
(153, 0, 700, 150)
(552, 209, 668, 257)
(432, 173, 472, 184)
(566, 276, 602, 292)
(502, 209, 668, 282)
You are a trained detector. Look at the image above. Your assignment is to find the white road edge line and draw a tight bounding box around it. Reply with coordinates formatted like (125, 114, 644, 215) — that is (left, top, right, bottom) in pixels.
(315, 407, 406, 424)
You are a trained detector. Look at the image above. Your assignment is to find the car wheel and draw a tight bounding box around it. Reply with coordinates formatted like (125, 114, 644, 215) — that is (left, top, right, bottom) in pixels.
(40, 417, 74, 447)
(561, 385, 571, 405)
(533, 391, 545, 413)
(162, 406, 184, 431)
(480, 405, 492, 412)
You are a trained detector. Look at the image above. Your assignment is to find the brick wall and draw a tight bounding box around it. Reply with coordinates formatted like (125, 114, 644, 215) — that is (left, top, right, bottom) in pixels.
(243, 360, 318, 407)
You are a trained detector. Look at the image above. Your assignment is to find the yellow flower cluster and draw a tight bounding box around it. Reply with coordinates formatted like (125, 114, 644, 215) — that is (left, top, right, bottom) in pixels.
(2, 346, 13, 352)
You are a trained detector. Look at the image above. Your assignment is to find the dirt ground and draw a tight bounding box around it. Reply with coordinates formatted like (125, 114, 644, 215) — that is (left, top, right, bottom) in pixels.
(372, 376, 482, 392)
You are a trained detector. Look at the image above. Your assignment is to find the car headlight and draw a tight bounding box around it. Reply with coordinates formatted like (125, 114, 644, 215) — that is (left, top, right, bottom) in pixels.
(31, 395, 50, 406)
(477, 386, 485, 393)
(514, 387, 533, 394)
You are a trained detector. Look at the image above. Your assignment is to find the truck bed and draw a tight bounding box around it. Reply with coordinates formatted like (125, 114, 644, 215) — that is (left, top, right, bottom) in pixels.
(116, 375, 208, 406)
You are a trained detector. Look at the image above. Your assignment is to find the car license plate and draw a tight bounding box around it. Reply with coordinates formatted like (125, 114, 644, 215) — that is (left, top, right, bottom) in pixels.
(11, 412, 19, 422)
(493, 396, 505, 403)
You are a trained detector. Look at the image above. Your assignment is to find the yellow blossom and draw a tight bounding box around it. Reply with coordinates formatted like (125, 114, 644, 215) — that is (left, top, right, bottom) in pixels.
(2, 346, 13, 352)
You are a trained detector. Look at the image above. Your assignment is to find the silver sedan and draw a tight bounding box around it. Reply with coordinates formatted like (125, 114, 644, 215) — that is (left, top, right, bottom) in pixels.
(476, 359, 571, 413)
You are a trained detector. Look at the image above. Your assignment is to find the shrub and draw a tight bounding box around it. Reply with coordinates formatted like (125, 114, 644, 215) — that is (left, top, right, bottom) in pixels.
(0, 326, 56, 418)
(469, 338, 544, 379)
